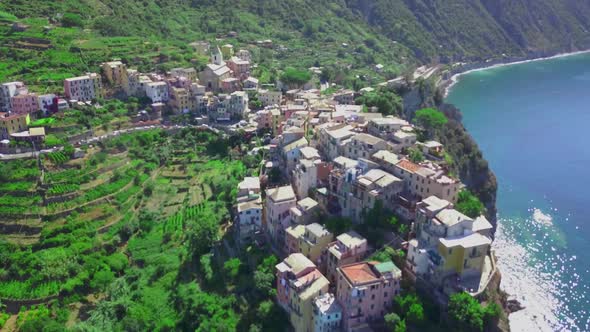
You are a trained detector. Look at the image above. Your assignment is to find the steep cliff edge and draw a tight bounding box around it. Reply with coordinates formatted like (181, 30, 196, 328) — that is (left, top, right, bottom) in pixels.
(401, 80, 498, 228)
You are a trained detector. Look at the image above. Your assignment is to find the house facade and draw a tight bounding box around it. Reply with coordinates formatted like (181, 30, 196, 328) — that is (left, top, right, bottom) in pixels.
(337, 261, 402, 331)
(64, 73, 103, 101)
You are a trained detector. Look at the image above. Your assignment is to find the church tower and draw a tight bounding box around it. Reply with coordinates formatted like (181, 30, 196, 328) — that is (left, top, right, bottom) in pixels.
(212, 46, 224, 65)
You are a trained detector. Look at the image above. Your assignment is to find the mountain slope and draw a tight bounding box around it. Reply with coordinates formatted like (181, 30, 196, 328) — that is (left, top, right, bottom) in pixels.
(346, 0, 590, 62)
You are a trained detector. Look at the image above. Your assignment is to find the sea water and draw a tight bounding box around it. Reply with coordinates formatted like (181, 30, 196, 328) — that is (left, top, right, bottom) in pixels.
(446, 52, 590, 331)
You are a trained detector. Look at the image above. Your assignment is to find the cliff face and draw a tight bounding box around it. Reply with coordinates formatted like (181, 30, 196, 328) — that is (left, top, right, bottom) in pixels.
(401, 82, 498, 228)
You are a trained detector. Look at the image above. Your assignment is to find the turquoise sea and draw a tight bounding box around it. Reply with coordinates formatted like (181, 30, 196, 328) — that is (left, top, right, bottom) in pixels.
(446, 52, 590, 332)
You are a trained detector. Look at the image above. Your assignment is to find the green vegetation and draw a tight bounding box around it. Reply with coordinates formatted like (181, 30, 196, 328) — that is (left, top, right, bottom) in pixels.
(448, 292, 501, 331)
(414, 108, 448, 132)
(0, 128, 289, 331)
(407, 147, 425, 163)
(355, 88, 403, 116)
(280, 67, 312, 87)
(456, 189, 486, 218)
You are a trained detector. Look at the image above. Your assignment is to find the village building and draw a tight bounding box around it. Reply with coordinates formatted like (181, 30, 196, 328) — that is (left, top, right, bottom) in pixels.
(0, 112, 29, 139)
(407, 196, 494, 294)
(102, 61, 129, 90)
(265, 185, 298, 247)
(337, 260, 402, 331)
(276, 254, 330, 332)
(321, 231, 368, 284)
(0, 82, 27, 113)
(64, 73, 103, 102)
(10, 93, 39, 115)
(312, 293, 342, 332)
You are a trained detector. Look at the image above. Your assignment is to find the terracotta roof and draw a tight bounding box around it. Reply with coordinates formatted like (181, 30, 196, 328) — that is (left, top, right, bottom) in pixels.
(340, 262, 379, 285)
(396, 159, 421, 173)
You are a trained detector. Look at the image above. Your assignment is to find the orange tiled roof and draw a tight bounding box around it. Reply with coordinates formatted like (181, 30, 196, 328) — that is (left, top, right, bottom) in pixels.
(396, 159, 421, 173)
(340, 262, 379, 284)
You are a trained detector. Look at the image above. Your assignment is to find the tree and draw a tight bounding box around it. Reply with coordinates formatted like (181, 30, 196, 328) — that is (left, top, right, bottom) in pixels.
(355, 89, 402, 116)
(280, 67, 311, 87)
(407, 147, 424, 163)
(406, 303, 425, 325)
(324, 216, 352, 235)
(385, 312, 402, 331)
(448, 292, 499, 332)
(200, 254, 214, 282)
(91, 269, 115, 291)
(456, 190, 485, 218)
(253, 270, 274, 297)
(62, 13, 83, 27)
(395, 293, 425, 324)
(223, 258, 242, 280)
(414, 108, 448, 135)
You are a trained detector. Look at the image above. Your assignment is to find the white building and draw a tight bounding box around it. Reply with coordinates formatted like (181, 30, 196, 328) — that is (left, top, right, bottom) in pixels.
(312, 293, 342, 332)
(144, 81, 169, 103)
(0, 82, 26, 113)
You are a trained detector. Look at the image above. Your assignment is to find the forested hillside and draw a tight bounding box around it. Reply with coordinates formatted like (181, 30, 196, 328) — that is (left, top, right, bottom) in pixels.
(2, 0, 590, 74)
(347, 0, 590, 62)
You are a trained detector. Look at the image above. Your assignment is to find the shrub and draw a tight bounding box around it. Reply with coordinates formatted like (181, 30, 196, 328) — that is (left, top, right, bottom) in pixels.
(456, 190, 485, 218)
(62, 13, 83, 28)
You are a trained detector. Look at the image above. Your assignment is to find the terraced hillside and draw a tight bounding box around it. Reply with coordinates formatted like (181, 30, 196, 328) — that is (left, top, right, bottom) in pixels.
(0, 128, 285, 331)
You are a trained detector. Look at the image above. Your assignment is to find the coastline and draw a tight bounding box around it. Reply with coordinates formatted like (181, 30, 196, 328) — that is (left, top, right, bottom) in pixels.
(442, 49, 590, 97)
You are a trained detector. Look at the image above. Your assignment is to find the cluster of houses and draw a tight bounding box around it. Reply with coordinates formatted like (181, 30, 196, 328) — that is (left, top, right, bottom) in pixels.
(233, 77, 496, 331)
(0, 42, 261, 141)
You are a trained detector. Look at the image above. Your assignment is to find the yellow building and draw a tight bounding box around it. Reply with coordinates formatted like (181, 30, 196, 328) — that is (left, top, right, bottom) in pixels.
(101, 61, 129, 91)
(221, 44, 234, 58)
(0, 113, 30, 139)
(438, 232, 491, 277)
(276, 253, 330, 332)
(299, 223, 333, 265)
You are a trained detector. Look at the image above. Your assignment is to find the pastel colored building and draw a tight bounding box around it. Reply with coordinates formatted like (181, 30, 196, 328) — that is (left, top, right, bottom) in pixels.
(343, 133, 388, 161)
(312, 293, 342, 332)
(101, 61, 129, 90)
(337, 261, 402, 331)
(265, 185, 297, 247)
(144, 81, 169, 103)
(37, 94, 58, 115)
(282, 136, 308, 174)
(0, 113, 30, 139)
(407, 196, 493, 293)
(290, 197, 320, 226)
(170, 67, 198, 82)
(258, 89, 282, 107)
(64, 73, 103, 101)
(345, 169, 404, 223)
(393, 159, 461, 204)
(276, 254, 330, 332)
(298, 223, 334, 264)
(227, 56, 251, 80)
(318, 123, 356, 161)
(332, 90, 355, 105)
(11, 93, 39, 115)
(322, 231, 368, 284)
(0, 82, 27, 113)
(367, 117, 409, 139)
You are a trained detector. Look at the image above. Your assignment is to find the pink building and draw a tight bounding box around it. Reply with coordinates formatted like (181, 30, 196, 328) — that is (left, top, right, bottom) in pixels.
(322, 231, 368, 284)
(11, 93, 39, 115)
(336, 261, 402, 331)
(265, 185, 297, 247)
(227, 56, 251, 80)
(221, 77, 240, 93)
